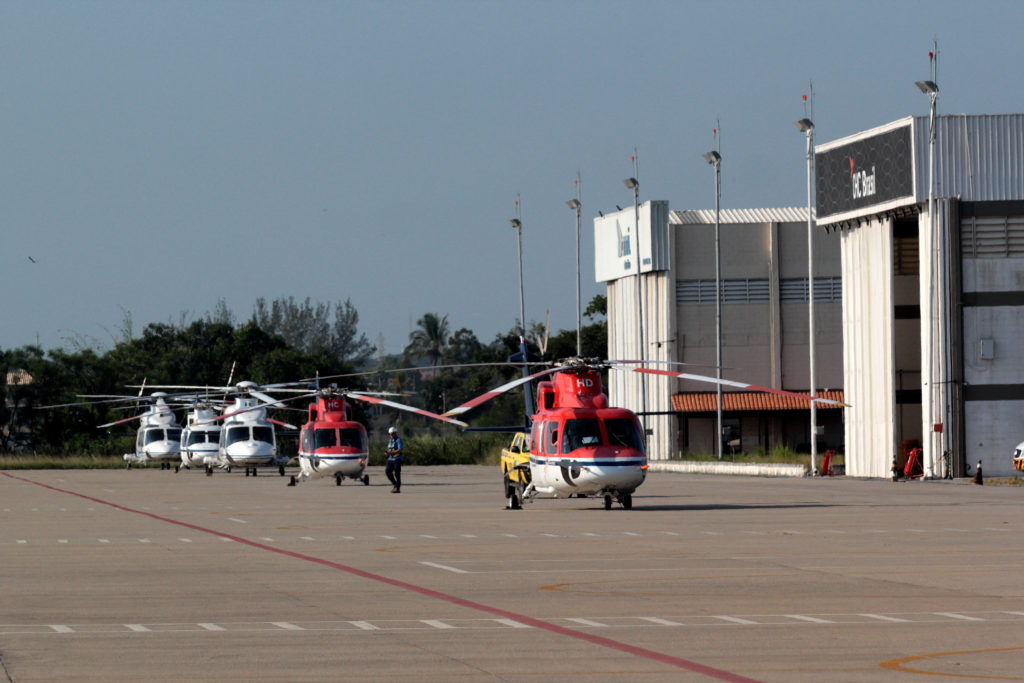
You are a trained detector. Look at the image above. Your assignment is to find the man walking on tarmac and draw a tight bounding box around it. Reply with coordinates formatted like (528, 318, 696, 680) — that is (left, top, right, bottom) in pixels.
(385, 426, 403, 493)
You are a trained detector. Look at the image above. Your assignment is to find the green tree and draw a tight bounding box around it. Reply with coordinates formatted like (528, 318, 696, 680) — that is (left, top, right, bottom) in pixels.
(404, 313, 450, 366)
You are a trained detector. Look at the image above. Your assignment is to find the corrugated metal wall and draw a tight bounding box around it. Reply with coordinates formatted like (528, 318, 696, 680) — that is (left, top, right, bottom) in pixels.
(914, 114, 1024, 203)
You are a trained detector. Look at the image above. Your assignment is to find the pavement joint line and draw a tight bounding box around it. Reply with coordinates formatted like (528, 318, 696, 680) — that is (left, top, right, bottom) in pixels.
(1, 472, 765, 683)
(422, 620, 456, 629)
(935, 612, 985, 621)
(419, 561, 469, 574)
(860, 613, 911, 623)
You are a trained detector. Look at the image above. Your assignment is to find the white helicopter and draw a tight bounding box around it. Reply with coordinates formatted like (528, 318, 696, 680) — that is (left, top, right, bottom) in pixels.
(176, 399, 222, 473)
(94, 390, 183, 469)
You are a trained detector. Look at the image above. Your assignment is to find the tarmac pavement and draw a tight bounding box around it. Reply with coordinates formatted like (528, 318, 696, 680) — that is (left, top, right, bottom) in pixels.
(1, 466, 1022, 682)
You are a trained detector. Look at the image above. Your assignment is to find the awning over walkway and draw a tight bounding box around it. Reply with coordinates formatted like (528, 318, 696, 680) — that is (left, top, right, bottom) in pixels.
(671, 390, 845, 413)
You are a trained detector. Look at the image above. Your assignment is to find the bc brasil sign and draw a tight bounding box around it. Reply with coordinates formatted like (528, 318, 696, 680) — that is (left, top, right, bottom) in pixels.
(815, 121, 915, 225)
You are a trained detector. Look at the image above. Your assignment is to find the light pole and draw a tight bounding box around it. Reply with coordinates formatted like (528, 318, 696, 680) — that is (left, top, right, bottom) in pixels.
(916, 76, 940, 476)
(702, 149, 723, 460)
(623, 176, 647, 430)
(566, 197, 582, 357)
(509, 215, 534, 425)
(795, 117, 817, 476)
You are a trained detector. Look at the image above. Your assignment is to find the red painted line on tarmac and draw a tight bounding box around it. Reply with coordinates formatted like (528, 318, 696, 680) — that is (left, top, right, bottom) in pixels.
(3, 472, 761, 683)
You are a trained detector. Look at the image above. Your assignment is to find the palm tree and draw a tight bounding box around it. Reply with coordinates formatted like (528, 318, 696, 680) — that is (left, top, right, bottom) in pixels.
(404, 313, 450, 366)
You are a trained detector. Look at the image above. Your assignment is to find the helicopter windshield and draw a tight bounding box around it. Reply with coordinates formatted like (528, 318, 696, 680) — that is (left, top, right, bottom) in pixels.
(313, 428, 336, 449)
(166, 428, 182, 442)
(143, 429, 166, 445)
(561, 419, 603, 452)
(185, 431, 213, 446)
(252, 426, 274, 444)
(339, 428, 364, 449)
(605, 418, 644, 451)
(224, 426, 249, 446)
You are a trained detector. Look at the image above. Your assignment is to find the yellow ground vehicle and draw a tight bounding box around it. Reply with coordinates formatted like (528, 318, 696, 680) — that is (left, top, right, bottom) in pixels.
(1014, 441, 1024, 471)
(501, 432, 530, 509)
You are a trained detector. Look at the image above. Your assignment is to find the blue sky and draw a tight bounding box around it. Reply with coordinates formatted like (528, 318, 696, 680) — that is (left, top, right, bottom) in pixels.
(2, 1, 1023, 356)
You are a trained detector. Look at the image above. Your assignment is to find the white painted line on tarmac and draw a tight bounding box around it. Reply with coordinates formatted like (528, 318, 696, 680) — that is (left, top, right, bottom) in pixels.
(49, 625, 73, 633)
(138, 539, 150, 543)
(348, 621, 379, 630)
(58, 539, 68, 544)
(622, 532, 639, 536)
(220, 538, 233, 542)
(227, 517, 247, 524)
(714, 616, 758, 625)
(99, 539, 109, 543)
(566, 618, 607, 627)
(341, 536, 354, 540)
(16, 540, 27, 544)
(494, 618, 531, 628)
(935, 612, 985, 621)
(785, 614, 834, 623)
(125, 624, 151, 632)
(1003, 611, 1024, 617)
(300, 536, 314, 541)
(461, 534, 477, 538)
(700, 531, 722, 535)
(179, 538, 192, 543)
(261, 537, 274, 542)
(860, 613, 910, 623)
(660, 531, 679, 536)
(380, 535, 396, 540)
(641, 617, 683, 626)
(503, 533, 518, 538)
(198, 623, 225, 631)
(420, 535, 438, 539)
(419, 561, 468, 574)
(984, 528, 1010, 532)
(272, 622, 304, 630)
(422, 620, 456, 629)
(583, 532, 599, 537)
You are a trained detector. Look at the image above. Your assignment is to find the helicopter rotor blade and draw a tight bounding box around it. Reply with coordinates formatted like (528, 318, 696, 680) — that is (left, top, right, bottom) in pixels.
(348, 393, 467, 428)
(441, 366, 568, 419)
(98, 413, 147, 429)
(619, 366, 849, 407)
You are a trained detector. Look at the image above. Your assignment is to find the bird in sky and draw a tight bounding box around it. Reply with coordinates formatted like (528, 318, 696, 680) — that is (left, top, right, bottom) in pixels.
(28, 256, 37, 263)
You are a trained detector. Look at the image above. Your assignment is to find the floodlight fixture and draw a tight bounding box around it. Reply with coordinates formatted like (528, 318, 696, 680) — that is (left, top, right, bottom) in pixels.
(794, 118, 814, 132)
(702, 150, 721, 165)
(915, 80, 939, 95)
(566, 198, 581, 210)
(623, 177, 638, 190)
(509, 218, 521, 230)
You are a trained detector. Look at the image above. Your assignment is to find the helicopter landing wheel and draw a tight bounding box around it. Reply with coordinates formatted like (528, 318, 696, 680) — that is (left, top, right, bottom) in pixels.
(205, 465, 213, 476)
(621, 493, 632, 510)
(336, 474, 342, 486)
(252, 467, 257, 477)
(604, 494, 612, 511)
(279, 465, 285, 476)
(362, 475, 370, 486)
(174, 465, 179, 473)
(288, 475, 297, 487)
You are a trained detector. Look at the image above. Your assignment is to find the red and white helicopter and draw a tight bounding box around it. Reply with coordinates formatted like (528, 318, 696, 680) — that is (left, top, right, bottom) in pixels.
(443, 357, 846, 510)
(274, 381, 466, 487)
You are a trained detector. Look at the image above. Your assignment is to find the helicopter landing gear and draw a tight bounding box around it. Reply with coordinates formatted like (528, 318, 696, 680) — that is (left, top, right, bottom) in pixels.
(604, 494, 612, 510)
(288, 475, 297, 487)
(174, 464, 180, 473)
(362, 474, 370, 486)
(335, 474, 342, 486)
(205, 465, 213, 476)
(603, 493, 632, 510)
(279, 465, 286, 476)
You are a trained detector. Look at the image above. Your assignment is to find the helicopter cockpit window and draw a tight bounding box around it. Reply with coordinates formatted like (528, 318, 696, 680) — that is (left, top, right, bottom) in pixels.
(166, 428, 182, 442)
(561, 418, 602, 452)
(605, 418, 644, 451)
(225, 426, 249, 445)
(252, 426, 274, 444)
(339, 428, 363, 449)
(314, 428, 337, 450)
(186, 431, 212, 446)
